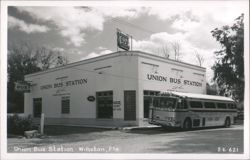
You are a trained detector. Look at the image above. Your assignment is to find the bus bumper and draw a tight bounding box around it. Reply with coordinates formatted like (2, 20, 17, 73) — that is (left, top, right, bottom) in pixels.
(149, 120, 181, 128)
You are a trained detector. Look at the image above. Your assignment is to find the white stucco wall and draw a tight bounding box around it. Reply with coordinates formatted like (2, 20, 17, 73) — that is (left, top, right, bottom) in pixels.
(24, 52, 139, 121)
(138, 53, 206, 94)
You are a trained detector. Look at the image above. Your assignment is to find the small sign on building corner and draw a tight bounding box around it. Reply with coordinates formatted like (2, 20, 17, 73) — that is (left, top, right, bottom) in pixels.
(15, 81, 31, 92)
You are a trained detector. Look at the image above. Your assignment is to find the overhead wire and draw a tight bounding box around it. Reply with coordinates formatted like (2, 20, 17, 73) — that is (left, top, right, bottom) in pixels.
(110, 17, 156, 35)
(101, 16, 158, 53)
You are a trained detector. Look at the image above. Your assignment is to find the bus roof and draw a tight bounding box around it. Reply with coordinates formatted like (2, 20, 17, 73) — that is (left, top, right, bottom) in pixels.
(162, 92, 234, 102)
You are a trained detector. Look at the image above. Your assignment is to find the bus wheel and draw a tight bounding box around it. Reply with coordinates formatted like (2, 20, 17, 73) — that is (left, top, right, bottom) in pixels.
(224, 117, 231, 128)
(183, 118, 192, 130)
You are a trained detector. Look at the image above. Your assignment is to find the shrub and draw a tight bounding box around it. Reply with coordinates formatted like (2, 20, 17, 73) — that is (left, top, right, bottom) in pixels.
(7, 114, 34, 135)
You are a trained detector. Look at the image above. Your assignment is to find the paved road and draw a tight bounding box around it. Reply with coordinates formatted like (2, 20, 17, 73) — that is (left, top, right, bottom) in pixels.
(8, 125, 243, 153)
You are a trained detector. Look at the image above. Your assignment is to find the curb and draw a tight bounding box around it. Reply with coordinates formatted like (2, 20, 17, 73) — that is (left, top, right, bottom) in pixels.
(120, 125, 160, 131)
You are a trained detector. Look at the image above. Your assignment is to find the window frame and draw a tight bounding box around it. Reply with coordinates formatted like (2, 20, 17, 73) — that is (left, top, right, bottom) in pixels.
(33, 98, 42, 118)
(61, 96, 70, 114)
(189, 100, 203, 108)
(96, 91, 113, 119)
(227, 103, 237, 109)
(217, 102, 227, 109)
(204, 102, 216, 109)
(153, 97, 177, 109)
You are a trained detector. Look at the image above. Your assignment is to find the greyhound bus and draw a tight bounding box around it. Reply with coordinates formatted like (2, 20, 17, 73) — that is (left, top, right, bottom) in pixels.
(148, 92, 237, 130)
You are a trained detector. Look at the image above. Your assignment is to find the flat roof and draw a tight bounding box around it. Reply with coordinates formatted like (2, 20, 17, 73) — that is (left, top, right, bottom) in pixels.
(25, 51, 206, 78)
(162, 91, 234, 102)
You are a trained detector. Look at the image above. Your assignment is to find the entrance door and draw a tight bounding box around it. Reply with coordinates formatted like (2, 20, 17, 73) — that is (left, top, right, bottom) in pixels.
(124, 91, 136, 121)
(144, 97, 151, 118)
(33, 98, 42, 118)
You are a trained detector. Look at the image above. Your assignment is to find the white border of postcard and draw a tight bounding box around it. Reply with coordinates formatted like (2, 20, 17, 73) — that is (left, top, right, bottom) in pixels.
(1, 0, 249, 160)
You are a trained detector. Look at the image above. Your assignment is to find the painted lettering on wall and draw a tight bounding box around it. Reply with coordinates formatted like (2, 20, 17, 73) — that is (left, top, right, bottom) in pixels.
(147, 74, 167, 82)
(40, 78, 87, 90)
(170, 78, 181, 84)
(147, 74, 202, 87)
(183, 80, 202, 87)
(113, 101, 121, 111)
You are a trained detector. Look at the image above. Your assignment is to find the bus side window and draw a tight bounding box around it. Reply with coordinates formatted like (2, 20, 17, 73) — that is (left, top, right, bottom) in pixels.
(228, 103, 233, 109)
(183, 100, 188, 109)
(164, 98, 169, 108)
(167, 101, 173, 109)
(160, 97, 165, 108)
(229, 103, 237, 109)
(190, 101, 203, 108)
(153, 98, 160, 108)
(177, 99, 183, 109)
(217, 103, 227, 109)
(233, 103, 237, 109)
(204, 102, 216, 108)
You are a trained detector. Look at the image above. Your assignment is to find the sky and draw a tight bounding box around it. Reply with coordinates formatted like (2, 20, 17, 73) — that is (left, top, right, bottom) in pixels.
(7, 1, 247, 83)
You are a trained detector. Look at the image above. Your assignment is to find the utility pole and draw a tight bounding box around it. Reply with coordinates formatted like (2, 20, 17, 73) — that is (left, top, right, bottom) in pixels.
(130, 35, 133, 51)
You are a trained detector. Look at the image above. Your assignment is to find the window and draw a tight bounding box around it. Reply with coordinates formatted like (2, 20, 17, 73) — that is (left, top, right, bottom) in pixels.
(228, 103, 236, 109)
(177, 99, 188, 109)
(97, 91, 113, 119)
(144, 90, 160, 96)
(232, 104, 237, 109)
(144, 97, 151, 118)
(190, 101, 203, 108)
(61, 96, 70, 114)
(165, 98, 176, 109)
(124, 90, 136, 120)
(153, 97, 160, 108)
(183, 100, 188, 109)
(144, 90, 149, 95)
(154, 97, 176, 109)
(204, 102, 216, 109)
(160, 97, 166, 108)
(33, 98, 42, 118)
(217, 103, 227, 109)
(228, 103, 233, 109)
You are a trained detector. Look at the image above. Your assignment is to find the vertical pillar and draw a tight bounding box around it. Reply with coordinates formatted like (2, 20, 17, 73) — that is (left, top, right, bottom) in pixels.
(40, 113, 44, 135)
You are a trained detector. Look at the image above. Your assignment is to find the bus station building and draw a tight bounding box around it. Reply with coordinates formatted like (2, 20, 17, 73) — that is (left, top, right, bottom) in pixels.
(24, 51, 206, 127)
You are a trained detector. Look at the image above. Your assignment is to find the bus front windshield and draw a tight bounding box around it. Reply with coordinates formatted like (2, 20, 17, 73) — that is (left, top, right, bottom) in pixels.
(153, 97, 177, 109)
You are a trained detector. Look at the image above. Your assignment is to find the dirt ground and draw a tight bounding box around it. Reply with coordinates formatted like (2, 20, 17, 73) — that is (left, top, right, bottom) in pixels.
(7, 125, 244, 153)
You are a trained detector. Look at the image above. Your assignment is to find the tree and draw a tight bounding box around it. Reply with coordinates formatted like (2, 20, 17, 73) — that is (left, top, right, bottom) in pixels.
(171, 41, 182, 61)
(155, 44, 170, 58)
(211, 14, 244, 107)
(194, 50, 204, 67)
(160, 44, 170, 58)
(7, 43, 68, 113)
(206, 83, 218, 95)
